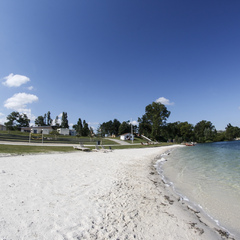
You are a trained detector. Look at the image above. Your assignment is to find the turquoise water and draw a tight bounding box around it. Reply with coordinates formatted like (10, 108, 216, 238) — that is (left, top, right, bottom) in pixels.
(157, 141, 240, 238)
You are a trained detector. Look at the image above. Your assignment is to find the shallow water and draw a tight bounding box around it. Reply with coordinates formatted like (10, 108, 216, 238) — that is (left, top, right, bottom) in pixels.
(157, 141, 240, 238)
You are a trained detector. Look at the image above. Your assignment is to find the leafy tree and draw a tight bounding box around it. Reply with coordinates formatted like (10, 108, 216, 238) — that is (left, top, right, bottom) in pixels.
(73, 118, 83, 136)
(61, 112, 69, 128)
(99, 119, 121, 136)
(5, 111, 30, 130)
(47, 111, 52, 126)
(18, 113, 30, 127)
(225, 124, 240, 140)
(35, 116, 45, 126)
(162, 122, 180, 141)
(179, 122, 194, 142)
(139, 102, 170, 141)
(118, 121, 131, 135)
(82, 120, 90, 136)
(112, 119, 121, 136)
(194, 120, 216, 142)
(5, 111, 20, 130)
(138, 115, 152, 138)
(54, 115, 60, 127)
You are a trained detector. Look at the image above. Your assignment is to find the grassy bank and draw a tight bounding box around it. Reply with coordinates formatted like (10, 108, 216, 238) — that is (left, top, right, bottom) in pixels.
(0, 144, 75, 155)
(0, 142, 176, 155)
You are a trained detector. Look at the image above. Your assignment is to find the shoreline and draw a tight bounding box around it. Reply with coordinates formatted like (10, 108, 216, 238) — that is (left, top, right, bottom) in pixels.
(0, 146, 233, 239)
(151, 147, 236, 240)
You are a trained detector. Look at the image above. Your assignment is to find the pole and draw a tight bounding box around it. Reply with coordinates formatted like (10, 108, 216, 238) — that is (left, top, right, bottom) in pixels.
(42, 129, 43, 145)
(131, 118, 133, 144)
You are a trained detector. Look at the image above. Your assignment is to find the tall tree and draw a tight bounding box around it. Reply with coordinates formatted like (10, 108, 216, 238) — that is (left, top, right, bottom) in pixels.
(179, 122, 194, 142)
(55, 115, 60, 127)
(5, 111, 30, 130)
(112, 119, 121, 136)
(82, 120, 90, 136)
(139, 102, 170, 141)
(73, 118, 83, 136)
(35, 116, 45, 126)
(118, 121, 131, 135)
(61, 112, 69, 128)
(225, 123, 240, 141)
(18, 113, 30, 127)
(47, 111, 52, 126)
(194, 120, 216, 142)
(138, 115, 152, 138)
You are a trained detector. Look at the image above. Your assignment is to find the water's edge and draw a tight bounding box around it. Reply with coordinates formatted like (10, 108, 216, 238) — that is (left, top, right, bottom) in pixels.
(153, 148, 237, 239)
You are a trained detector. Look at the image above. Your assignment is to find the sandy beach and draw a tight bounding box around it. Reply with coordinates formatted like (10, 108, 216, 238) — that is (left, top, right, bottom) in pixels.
(0, 146, 229, 239)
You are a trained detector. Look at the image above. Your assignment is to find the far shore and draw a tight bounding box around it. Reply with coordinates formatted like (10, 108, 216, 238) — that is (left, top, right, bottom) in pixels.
(0, 146, 232, 239)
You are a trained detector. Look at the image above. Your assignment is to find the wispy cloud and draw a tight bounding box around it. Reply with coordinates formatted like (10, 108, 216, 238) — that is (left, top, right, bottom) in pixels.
(2, 73, 30, 87)
(28, 86, 34, 90)
(155, 97, 174, 106)
(4, 93, 38, 112)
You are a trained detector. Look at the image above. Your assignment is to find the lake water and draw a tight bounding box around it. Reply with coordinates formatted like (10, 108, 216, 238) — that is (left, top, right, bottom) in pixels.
(156, 141, 240, 238)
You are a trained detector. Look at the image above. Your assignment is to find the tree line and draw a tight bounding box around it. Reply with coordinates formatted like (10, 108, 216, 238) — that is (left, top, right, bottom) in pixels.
(3, 102, 240, 142)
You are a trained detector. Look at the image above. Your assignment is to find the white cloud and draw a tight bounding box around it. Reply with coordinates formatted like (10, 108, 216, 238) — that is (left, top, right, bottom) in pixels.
(2, 73, 30, 87)
(28, 86, 34, 90)
(129, 120, 138, 126)
(4, 93, 38, 112)
(155, 97, 174, 106)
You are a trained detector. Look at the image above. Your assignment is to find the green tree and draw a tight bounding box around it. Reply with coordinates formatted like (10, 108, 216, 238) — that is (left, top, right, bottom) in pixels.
(118, 121, 131, 135)
(82, 120, 90, 136)
(73, 118, 83, 136)
(140, 102, 170, 141)
(225, 124, 240, 141)
(194, 120, 216, 143)
(61, 112, 69, 128)
(54, 115, 60, 127)
(18, 113, 30, 127)
(5, 111, 20, 130)
(138, 115, 152, 138)
(35, 116, 45, 126)
(112, 119, 121, 136)
(47, 111, 52, 126)
(179, 122, 194, 142)
(162, 122, 181, 141)
(5, 111, 30, 130)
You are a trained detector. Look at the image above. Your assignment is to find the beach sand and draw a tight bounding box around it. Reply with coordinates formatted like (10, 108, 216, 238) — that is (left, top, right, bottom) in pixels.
(0, 146, 229, 239)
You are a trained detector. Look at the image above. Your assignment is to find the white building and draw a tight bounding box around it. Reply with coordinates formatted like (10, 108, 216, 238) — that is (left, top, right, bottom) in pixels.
(120, 133, 134, 141)
(57, 128, 69, 136)
(0, 124, 6, 131)
(21, 126, 53, 134)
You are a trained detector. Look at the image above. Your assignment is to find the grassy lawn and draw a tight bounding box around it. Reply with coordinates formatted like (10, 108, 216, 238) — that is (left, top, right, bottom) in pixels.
(0, 131, 117, 145)
(0, 142, 176, 155)
(0, 144, 75, 155)
(110, 142, 175, 149)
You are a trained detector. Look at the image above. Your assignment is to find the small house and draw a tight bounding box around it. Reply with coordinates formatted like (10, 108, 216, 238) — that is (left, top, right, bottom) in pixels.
(120, 133, 134, 141)
(21, 126, 53, 134)
(0, 124, 6, 131)
(57, 128, 69, 136)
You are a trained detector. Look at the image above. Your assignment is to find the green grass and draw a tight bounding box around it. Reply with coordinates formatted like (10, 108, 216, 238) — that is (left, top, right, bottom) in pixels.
(0, 131, 117, 145)
(0, 144, 75, 155)
(0, 142, 176, 154)
(110, 142, 175, 150)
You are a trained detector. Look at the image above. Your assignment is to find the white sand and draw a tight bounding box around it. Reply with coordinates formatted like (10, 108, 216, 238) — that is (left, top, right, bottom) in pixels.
(0, 146, 225, 239)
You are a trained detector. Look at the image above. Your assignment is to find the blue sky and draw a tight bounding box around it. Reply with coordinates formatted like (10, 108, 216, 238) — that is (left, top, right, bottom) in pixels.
(0, 0, 240, 131)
